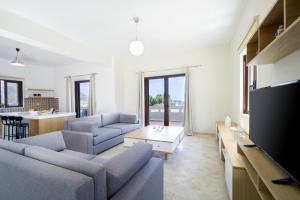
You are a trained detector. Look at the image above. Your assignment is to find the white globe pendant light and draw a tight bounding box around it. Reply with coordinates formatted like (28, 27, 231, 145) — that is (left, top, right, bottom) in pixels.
(129, 17, 144, 56)
(129, 40, 144, 56)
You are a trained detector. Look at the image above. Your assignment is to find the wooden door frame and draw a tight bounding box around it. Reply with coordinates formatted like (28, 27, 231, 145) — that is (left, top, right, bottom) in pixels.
(144, 73, 185, 126)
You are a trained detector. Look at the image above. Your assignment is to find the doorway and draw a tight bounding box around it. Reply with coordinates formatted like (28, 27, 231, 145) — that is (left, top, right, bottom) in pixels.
(75, 80, 89, 118)
(144, 74, 185, 126)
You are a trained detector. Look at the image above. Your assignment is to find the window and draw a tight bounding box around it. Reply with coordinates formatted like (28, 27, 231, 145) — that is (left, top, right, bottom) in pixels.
(242, 55, 257, 114)
(0, 80, 23, 108)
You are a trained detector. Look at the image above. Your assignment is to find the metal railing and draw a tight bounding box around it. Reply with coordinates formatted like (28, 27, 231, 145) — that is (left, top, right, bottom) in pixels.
(149, 105, 184, 122)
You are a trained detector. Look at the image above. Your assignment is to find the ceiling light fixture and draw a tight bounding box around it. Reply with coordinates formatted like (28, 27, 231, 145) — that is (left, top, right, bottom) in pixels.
(10, 48, 25, 67)
(129, 17, 144, 56)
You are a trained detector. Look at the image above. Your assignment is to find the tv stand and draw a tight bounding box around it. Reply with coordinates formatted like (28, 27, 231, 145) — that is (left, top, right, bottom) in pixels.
(272, 178, 294, 185)
(238, 141, 300, 200)
(216, 121, 300, 200)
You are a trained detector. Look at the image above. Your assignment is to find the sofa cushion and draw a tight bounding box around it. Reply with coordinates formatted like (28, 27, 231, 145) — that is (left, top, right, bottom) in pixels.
(60, 149, 96, 160)
(16, 131, 66, 152)
(69, 120, 101, 133)
(104, 123, 140, 134)
(104, 142, 153, 197)
(0, 139, 30, 155)
(102, 113, 120, 126)
(93, 128, 122, 145)
(120, 114, 138, 124)
(25, 146, 107, 200)
(65, 115, 102, 130)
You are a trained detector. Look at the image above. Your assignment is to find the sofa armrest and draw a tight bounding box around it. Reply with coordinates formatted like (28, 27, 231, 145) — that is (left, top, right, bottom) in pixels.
(104, 142, 153, 197)
(62, 130, 94, 154)
(111, 158, 164, 200)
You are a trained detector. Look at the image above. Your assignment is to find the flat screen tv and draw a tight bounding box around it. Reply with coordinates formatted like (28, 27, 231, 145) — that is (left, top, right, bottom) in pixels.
(250, 80, 300, 184)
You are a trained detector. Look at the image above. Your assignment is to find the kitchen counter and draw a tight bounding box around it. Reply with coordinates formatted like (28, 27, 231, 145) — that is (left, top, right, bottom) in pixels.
(0, 112, 76, 136)
(0, 112, 76, 120)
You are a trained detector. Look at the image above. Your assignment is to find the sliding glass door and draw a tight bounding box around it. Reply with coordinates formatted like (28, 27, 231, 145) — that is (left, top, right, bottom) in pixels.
(75, 80, 89, 118)
(144, 74, 185, 126)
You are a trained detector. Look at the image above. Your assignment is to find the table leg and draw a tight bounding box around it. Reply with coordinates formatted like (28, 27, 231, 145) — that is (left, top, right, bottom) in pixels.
(164, 153, 168, 160)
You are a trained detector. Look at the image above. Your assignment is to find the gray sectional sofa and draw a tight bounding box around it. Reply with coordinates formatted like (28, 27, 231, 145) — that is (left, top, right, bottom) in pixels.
(0, 132, 163, 200)
(64, 113, 140, 155)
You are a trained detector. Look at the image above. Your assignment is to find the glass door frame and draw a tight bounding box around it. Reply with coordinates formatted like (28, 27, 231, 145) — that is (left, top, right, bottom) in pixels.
(74, 80, 90, 118)
(144, 73, 185, 126)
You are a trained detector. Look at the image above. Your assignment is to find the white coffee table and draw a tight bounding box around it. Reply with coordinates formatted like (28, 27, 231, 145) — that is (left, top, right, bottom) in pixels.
(124, 125, 184, 160)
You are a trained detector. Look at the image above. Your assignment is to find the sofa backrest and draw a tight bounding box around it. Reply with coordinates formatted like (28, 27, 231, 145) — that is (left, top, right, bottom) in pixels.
(16, 131, 66, 152)
(0, 139, 31, 155)
(120, 113, 138, 124)
(25, 146, 107, 200)
(65, 115, 102, 130)
(68, 120, 101, 132)
(0, 148, 94, 200)
(102, 112, 120, 126)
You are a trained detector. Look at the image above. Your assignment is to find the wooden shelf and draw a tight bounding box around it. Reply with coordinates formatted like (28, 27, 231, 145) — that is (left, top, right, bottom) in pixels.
(27, 88, 55, 91)
(247, 31, 259, 63)
(246, 0, 300, 66)
(285, 0, 300, 29)
(249, 17, 300, 65)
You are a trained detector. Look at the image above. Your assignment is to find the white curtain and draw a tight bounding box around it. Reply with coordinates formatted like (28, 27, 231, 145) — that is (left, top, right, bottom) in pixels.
(183, 68, 193, 135)
(137, 72, 144, 127)
(65, 76, 73, 112)
(88, 73, 96, 116)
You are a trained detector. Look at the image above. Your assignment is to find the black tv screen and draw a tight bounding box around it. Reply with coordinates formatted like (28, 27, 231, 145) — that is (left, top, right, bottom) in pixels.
(250, 81, 300, 184)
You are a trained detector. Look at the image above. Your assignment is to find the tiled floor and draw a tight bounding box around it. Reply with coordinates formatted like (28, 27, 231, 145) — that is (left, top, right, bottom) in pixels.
(98, 134, 229, 200)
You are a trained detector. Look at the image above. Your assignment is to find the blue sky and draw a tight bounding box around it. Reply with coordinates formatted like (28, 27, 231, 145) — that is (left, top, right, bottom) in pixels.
(149, 77, 185, 101)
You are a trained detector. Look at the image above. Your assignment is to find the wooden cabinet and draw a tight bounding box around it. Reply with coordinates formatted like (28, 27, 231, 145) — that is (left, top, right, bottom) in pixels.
(216, 122, 259, 200)
(29, 115, 75, 136)
(238, 141, 300, 200)
(217, 121, 300, 200)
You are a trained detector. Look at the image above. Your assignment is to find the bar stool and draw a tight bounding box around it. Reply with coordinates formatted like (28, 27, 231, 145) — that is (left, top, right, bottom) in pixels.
(8, 116, 17, 140)
(1, 116, 10, 140)
(15, 116, 29, 139)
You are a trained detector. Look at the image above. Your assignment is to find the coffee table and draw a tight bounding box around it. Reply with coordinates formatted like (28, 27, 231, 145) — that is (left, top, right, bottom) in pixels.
(124, 125, 184, 160)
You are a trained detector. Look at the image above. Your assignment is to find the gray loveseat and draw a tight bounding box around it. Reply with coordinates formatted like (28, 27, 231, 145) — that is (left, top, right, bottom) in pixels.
(64, 113, 140, 155)
(0, 132, 163, 200)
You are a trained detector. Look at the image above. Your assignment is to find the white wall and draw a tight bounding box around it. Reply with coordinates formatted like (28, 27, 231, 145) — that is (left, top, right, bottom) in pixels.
(54, 62, 117, 114)
(115, 44, 232, 134)
(0, 58, 117, 113)
(230, 0, 300, 132)
(0, 58, 55, 95)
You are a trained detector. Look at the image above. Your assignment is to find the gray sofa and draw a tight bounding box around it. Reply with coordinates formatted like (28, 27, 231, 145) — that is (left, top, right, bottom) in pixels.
(0, 132, 163, 200)
(64, 113, 140, 155)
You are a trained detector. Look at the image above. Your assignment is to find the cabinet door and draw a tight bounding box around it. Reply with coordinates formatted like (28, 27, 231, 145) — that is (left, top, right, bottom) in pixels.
(224, 150, 233, 200)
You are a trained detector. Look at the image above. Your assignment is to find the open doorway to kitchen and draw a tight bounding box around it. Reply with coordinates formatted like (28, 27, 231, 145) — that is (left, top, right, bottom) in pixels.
(74, 80, 89, 118)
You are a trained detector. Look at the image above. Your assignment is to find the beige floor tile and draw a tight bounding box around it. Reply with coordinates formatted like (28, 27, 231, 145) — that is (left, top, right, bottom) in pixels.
(98, 134, 229, 200)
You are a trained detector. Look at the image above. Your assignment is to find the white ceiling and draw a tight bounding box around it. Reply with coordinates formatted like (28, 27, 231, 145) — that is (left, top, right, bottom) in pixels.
(0, 0, 246, 59)
(0, 36, 80, 67)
